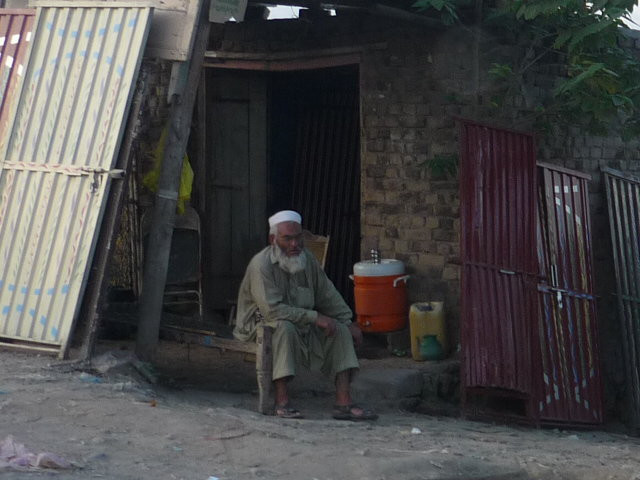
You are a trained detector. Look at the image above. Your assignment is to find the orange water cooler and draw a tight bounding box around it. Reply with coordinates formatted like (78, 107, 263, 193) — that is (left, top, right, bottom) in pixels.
(351, 259, 409, 333)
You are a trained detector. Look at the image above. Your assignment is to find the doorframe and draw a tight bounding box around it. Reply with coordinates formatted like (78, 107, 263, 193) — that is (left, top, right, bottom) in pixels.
(195, 50, 364, 315)
(202, 45, 377, 72)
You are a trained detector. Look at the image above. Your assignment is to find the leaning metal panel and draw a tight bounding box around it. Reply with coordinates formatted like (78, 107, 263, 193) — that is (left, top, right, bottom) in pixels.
(0, 5, 152, 355)
(604, 167, 640, 428)
(537, 164, 602, 425)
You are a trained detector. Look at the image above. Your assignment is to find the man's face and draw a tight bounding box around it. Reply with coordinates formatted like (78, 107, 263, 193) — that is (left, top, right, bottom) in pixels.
(272, 221, 303, 257)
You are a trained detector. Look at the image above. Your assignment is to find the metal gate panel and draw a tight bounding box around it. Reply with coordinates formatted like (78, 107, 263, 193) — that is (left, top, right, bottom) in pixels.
(0, 5, 151, 355)
(604, 167, 640, 428)
(460, 121, 538, 397)
(537, 164, 602, 424)
(0, 10, 35, 137)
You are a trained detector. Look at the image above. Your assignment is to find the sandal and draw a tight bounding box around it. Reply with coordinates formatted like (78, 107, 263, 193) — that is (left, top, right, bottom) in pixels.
(275, 403, 303, 419)
(332, 403, 378, 421)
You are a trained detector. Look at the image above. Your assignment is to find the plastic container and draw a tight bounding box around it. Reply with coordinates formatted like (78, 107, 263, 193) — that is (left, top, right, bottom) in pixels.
(351, 259, 409, 333)
(409, 301, 447, 361)
(419, 334, 444, 361)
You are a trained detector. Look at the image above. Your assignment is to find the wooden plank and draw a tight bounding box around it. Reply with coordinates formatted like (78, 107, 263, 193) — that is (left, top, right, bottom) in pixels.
(248, 75, 267, 267)
(256, 325, 273, 414)
(204, 44, 387, 60)
(230, 90, 250, 277)
(194, 73, 207, 213)
(208, 73, 250, 308)
(0, 341, 58, 355)
(204, 55, 362, 72)
(136, 0, 210, 361)
(161, 325, 257, 354)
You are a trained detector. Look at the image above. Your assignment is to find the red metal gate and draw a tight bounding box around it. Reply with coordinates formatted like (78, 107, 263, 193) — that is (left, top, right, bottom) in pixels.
(460, 121, 539, 417)
(537, 163, 603, 424)
(460, 121, 602, 425)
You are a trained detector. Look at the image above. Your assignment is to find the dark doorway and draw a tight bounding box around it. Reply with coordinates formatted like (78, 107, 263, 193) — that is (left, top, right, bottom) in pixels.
(269, 66, 360, 304)
(203, 65, 360, 315)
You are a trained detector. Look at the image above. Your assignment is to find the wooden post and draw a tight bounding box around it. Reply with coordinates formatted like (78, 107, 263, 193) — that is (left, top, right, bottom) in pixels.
(256, 325, 274, 415)
(136, 4, 210, 361)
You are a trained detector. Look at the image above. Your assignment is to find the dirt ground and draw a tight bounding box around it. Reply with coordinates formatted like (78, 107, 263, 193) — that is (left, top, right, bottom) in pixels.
(2, 339, 640, 480)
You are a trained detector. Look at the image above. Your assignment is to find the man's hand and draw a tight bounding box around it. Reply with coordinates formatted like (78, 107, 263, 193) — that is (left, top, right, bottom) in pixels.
(348, 323, 363, 348)
(315, 314, 337, 336)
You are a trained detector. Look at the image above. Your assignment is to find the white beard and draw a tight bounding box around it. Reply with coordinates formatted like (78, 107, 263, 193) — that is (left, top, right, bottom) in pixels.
(272, 244, 307, 274)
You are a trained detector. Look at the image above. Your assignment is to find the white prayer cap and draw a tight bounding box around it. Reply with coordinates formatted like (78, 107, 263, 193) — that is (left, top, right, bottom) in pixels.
(268, 210, 302, 228)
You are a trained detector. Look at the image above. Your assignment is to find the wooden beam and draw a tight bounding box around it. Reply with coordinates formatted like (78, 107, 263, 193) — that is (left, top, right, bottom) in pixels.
(160, 325, 258, 355)
(204, 54, 361, 71)
(135, 1, 211, 362)
(0, 341, 58, 355)
(204, 44, 384, 61)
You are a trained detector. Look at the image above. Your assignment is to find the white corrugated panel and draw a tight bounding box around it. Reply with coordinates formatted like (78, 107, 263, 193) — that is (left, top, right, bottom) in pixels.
(0, 5, 152, 355)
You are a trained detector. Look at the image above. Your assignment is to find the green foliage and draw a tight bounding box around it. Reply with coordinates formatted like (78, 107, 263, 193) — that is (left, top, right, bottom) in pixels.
(488, 63, 514, 80)
(412, 0, 472, 25)
(421, 154, 459, 178)
(499, 0, 640, 138)
(415, 0, 640, 139)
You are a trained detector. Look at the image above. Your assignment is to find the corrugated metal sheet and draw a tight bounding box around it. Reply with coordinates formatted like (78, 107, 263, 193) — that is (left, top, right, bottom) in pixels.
(0, 5, 151, 355)
(537, 163, 602, 424)
(460, 122, 602, 426)
(460, 121, 538, 401)
(290, 80, 360, 304)
(604, 167, 640, 428)
(0, 9, 35, 137)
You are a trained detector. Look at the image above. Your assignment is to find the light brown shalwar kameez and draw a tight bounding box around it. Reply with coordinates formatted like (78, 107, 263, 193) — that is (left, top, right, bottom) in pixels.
(233, 246, 359, 380)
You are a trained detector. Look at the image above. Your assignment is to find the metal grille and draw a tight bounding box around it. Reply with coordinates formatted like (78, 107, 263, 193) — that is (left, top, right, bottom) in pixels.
(537, 163, 603, 424)
(604, 167, 640, 428)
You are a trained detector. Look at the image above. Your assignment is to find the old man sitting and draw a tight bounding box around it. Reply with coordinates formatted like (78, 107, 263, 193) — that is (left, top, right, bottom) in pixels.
(233, 210, 377, 420)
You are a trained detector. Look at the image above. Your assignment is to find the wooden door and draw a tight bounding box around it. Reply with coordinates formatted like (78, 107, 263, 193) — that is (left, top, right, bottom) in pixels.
(204, 70, 267, 311)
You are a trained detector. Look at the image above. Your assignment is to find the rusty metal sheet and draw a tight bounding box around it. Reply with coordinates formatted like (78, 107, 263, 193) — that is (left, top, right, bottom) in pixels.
(459, 121, 602, 426)
(0, 5, 152, 356)
(603, 167, 640, 428)
(537, 164, 602, 425)
(0, 9, 35, 138)
(460, 121, 538, 400)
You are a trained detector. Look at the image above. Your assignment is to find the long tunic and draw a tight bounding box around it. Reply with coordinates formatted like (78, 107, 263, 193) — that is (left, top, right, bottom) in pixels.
(233, 246, 353, 342)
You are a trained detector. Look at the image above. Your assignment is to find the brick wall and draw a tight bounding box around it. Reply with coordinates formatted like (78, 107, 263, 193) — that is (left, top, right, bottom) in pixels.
(359, 32, 467, 344)
(142, 14, 640, 417)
